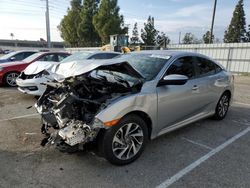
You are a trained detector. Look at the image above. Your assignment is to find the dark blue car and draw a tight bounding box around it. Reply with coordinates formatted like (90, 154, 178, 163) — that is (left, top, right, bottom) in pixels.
(0, 50, 37, 64)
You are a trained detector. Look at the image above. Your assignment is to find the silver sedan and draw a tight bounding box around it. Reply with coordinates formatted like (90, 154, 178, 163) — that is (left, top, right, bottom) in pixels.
(36, 51, 234, 165)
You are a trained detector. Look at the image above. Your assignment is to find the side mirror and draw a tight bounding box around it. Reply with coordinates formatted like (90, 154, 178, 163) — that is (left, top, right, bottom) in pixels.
(10, 57, 16, 61)
(158, 74, 188, 86)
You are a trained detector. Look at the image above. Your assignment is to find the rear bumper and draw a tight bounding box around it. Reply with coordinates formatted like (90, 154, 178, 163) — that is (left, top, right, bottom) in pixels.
(16, 77, 47, 96)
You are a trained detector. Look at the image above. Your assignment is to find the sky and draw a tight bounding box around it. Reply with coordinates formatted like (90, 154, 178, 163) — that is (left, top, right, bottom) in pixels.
(0, 0, 250, 44)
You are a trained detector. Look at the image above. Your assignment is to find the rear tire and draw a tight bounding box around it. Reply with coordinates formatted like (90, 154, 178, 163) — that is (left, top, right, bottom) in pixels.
(213, 92, 230, 120)
(99, 115, 148, 165)
(3, 72, 20, 87)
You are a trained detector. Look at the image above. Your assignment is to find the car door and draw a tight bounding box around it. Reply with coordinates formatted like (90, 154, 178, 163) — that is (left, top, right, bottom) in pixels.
(156, 56, 205, 132)
(194, 57, 224, 109)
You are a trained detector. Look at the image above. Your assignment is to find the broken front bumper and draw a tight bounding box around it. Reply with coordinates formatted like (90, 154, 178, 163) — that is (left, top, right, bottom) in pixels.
(36, 104, 101, 147)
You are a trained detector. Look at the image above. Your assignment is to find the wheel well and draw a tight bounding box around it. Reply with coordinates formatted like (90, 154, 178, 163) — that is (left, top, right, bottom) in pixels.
(3, 71, 20, 79)
(124, 111, 152, 140)
(223, 90, 231, 100)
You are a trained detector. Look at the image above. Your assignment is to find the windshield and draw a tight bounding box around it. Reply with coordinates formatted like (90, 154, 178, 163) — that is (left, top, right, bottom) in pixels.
(22, 52, 43, 63)
(120, 53, 171, 81)
(0, 51, 17, 60)
(60, 52, 92, 63)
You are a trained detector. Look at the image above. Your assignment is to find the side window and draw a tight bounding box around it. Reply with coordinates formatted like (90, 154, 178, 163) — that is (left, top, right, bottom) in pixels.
(215, 64, 223, 73)
(166, 56, 195, 79)
(105, 53, 120, 59)
(195, 57, 216, 77)
(58, 54, 68, 62)
(38, 54, 58, 62)
(89, 53, 107, 59)
(23, 52, 35, 59)
(13, 52, 24, 61)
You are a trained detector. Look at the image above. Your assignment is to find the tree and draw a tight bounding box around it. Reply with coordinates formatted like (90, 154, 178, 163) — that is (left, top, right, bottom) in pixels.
(130, 22, 140, 45)
(203, 31, 214, 44)
(141, 16, 159, 45)
(78, 0, 101, 47)
(156, 32, 170, 47)
(58, 0, 82, 47)
(93, 0, 127, 44)
(182, 33, 195, 44)
(224, 0, 246, 43)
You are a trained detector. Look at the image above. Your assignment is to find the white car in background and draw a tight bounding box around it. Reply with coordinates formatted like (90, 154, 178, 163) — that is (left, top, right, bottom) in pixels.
(16, 51, 121, 96)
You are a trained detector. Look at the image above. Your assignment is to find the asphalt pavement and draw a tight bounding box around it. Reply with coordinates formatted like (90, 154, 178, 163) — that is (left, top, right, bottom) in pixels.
(0, 76, 250, 188)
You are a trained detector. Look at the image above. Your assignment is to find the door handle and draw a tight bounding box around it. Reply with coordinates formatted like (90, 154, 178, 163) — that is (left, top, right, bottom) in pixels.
(192, 85, 199, 90)
(216, 78, 224, 82)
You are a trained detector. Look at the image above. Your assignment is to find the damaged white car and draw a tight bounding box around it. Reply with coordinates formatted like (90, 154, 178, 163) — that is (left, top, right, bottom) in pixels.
(35, 51, 233, 165)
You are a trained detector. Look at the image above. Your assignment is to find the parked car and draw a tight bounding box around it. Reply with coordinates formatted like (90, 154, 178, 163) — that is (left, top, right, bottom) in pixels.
(0, 50, 37, 64)
(35, 51, 234, 165)
(0, 51, 70, 87)
(16, 51, 121, 95)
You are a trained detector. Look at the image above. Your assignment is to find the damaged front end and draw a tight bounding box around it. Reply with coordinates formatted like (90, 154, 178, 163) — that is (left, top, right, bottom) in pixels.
(35, 61, 144, 150)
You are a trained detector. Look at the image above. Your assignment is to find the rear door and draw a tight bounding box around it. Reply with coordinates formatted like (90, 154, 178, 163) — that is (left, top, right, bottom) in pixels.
(193, 57, 224, 108)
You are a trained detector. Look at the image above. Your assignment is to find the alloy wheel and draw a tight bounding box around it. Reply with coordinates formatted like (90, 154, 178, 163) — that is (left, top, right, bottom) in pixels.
(218, 94, 229, 118)
(112, 122, 144, 160)
(6, 72, 19, 86)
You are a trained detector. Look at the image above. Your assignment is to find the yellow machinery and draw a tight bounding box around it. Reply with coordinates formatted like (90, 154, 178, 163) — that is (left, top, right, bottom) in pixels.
(101, 34, 140, 53)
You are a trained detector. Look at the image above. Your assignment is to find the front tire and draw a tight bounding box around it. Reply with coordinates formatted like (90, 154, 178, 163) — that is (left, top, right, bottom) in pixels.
(100, 115, 148, 165)
(213, 92, 230, 120)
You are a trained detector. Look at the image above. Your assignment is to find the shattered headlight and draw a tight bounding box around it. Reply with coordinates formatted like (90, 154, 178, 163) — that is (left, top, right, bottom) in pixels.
(34, 70, 50, 79)
(92, 118, 105, 129)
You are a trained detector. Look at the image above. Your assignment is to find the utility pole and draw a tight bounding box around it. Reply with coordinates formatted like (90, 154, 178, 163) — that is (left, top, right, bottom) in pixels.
(210, 0, 217, 44)
(178, 32, 181, 44)
(45, 0, 51, 48)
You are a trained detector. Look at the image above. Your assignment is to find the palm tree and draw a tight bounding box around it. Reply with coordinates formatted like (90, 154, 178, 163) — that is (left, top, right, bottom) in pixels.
(10, 33, 14, 40)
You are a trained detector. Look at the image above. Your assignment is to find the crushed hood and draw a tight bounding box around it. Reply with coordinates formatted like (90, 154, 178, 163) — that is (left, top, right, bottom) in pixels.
(24, 61, 58, 75)
(53, 59, 144, 80)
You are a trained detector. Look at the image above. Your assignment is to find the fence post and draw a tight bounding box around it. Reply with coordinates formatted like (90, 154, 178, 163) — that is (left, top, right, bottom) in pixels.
(226, 47, 232, 71)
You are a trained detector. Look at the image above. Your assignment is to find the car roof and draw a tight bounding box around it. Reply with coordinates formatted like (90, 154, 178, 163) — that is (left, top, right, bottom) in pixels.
(33, 51, 69, 55)
(14, 50, 38, 53)
(131, 50, 201, 57)
(77, 51, 121, 55)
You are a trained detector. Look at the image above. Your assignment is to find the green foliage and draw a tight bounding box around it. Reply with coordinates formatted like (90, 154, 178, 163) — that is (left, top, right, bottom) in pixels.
(203, 31, 214, 44)
(78, 0, 101, 47)
(141, 16, 159, 45)
(130, 22, 140, 45)
(182, 33, 194, 44)
(58, 0, 82, 47)
(93, 0, 127, 44)
(224, 0, 247, 43)
(156, 32, 170, 47)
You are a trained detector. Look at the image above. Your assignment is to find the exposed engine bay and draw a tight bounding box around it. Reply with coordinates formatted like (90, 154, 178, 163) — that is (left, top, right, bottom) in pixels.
(35, 62, 143, 150)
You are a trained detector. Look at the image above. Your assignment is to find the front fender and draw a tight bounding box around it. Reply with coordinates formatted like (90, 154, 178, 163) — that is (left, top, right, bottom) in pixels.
(95, 93, 157, 131)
